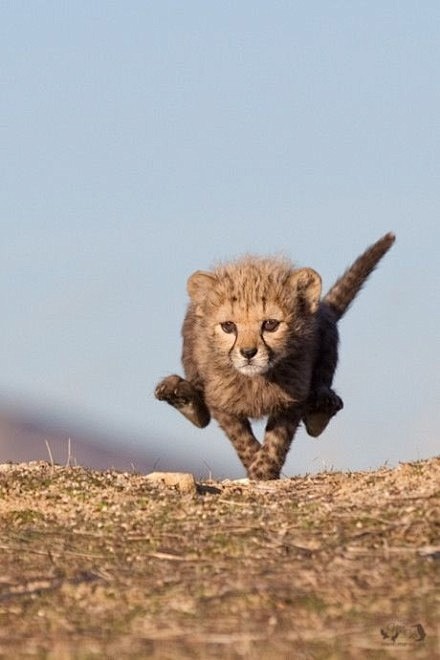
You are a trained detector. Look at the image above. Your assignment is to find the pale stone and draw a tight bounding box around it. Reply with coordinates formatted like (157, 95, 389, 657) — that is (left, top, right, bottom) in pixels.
(145, 471, 197, 495)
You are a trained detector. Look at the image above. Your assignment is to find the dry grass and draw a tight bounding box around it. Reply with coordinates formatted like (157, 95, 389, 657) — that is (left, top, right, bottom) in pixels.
(0, 456, 439, 658)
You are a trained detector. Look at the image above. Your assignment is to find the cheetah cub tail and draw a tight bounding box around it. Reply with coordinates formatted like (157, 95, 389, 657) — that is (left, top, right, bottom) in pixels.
(324, 232, 396, 320)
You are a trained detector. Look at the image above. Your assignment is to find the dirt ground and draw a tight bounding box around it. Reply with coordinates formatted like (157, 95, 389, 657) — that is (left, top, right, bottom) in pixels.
(0, 456, 439, 659)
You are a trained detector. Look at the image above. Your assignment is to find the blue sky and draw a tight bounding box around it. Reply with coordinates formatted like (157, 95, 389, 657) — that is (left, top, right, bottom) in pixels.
(1, 2, 439, 477)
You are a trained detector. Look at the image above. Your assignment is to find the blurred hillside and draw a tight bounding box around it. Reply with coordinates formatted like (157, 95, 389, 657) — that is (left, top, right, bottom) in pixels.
(0, 402, 190, 474)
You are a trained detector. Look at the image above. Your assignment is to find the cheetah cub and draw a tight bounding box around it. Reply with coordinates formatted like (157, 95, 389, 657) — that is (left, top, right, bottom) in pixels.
(156, 233, 395, 480)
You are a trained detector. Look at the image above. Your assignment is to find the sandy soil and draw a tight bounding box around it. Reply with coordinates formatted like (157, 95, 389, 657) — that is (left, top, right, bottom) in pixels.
(0, 456, 439, 658)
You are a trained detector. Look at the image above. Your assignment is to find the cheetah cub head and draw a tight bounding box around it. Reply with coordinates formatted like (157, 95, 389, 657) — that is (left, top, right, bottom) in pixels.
(187, 257, 321, 377)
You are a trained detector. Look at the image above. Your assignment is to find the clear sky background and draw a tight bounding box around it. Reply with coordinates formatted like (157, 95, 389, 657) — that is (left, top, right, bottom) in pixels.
(1, 2, 439, 478)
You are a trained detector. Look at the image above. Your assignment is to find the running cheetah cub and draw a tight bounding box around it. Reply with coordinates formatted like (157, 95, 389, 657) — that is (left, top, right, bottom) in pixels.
(156, 233, 395, 479)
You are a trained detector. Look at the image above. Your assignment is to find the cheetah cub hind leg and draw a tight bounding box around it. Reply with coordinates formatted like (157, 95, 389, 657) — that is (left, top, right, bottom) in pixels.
(302, 386, 343, 438)
(155, 374, 211, 428)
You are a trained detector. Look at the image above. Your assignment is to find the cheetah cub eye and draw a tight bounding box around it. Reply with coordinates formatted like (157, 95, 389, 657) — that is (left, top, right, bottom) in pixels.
(261, 319, 280, 332)
(220, 321, 237, 334)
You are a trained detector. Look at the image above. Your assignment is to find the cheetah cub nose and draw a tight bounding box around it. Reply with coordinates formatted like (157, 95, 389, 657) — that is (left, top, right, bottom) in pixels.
(240, 347, 258, 359)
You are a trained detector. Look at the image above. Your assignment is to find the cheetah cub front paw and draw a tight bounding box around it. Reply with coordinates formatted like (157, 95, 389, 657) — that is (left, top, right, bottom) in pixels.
(155, 375, 210, 428)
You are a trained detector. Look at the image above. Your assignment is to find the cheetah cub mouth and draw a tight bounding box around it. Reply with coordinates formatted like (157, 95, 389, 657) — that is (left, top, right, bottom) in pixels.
(234, 359, 271, 377)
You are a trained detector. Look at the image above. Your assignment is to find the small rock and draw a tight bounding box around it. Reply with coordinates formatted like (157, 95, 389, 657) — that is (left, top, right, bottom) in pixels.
(145, 471, 197, 495)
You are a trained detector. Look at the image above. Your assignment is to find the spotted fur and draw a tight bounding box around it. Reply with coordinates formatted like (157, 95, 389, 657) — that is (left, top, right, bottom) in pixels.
(155, 233, 395, 479)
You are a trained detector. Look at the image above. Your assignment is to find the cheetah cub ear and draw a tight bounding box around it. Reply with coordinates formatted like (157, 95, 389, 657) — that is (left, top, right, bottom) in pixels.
(287, 268, 322, 314)
(187, 271, 217, 304)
